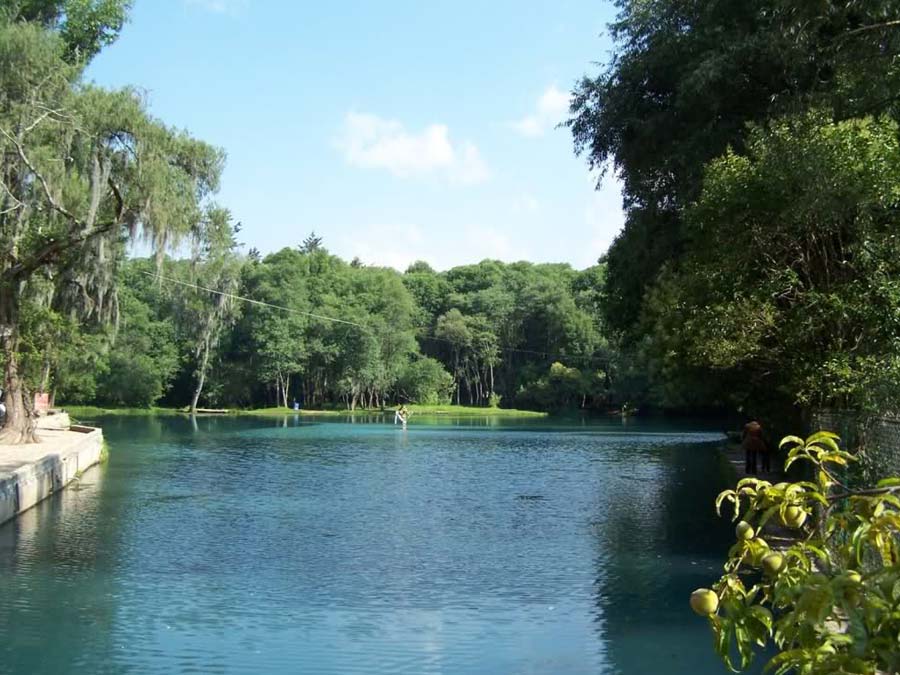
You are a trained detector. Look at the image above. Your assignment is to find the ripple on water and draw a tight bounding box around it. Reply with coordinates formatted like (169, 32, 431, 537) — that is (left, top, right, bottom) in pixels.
(0, 417, 740, 674)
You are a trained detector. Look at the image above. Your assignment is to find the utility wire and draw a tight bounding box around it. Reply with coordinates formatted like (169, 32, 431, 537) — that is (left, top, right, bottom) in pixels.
(141, 270, 369, 330)
(143, 270, 609, 367)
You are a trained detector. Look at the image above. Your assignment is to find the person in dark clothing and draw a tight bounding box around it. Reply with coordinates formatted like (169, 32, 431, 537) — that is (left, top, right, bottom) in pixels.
(759, 437, 771, 474)
(742, 420, 766, 475)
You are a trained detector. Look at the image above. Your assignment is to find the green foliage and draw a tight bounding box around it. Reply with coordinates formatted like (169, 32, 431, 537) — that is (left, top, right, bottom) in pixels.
(53, 252, 612, 414)
(700, 432, 900, 673)
(95, 285, 179, 407)
(568, 0, 900, 413)
(642, 113, 900, 411)
(0, 11, 222, 440)
(171, 207, 243, 409)
(4, 0, 131, 63)
(397, 357, 453, 405)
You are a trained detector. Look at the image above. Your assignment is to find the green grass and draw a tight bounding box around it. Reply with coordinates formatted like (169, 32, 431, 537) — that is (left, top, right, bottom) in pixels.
(239, 407, 348, 416)
(63, 405, 181, 419)
(404, 404, 545, 417)
(63, 403, 547, 419)
(241, 404, 545, 417)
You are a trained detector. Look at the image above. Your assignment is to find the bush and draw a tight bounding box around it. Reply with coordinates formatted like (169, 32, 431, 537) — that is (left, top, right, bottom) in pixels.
(693, 432, 900, 674)
(397, 357, 453, 405)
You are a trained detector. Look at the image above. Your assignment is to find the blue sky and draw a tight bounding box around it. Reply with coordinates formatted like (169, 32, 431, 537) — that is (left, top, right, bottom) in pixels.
(87, 0, 624, 271)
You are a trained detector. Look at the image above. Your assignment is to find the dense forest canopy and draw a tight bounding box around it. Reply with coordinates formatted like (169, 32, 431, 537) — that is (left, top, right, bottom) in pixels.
(0, 0, 223, 440)
(3, 0, 900, 433)
(41, 249, 614, 412)
(569, 0, 900, 418)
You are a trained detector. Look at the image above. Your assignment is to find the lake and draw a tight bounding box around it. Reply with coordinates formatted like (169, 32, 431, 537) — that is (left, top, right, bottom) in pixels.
(0, 414, 756, 674)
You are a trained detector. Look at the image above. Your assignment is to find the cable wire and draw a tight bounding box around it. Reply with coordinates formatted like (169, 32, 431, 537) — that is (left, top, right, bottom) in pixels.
(143, 270, 609, 366)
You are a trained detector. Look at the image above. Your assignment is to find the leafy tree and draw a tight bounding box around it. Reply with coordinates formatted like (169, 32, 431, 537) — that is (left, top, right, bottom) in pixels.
(640, 113, 900, 412)
(0, 16, 222, 441)
(94, 282, 179, 407)
(396, 356, 453, 405)
(173, 207, 242, 412)
(299, 230, 323, 254)
(5, 0, 131, 63)
(696, 432, 900, 674)
(240, 248, 308, 408)
(568, 0, 900, 362)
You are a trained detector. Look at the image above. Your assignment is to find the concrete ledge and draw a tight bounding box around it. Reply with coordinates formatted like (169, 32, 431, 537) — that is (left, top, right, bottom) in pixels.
(0, 426, 103, 526)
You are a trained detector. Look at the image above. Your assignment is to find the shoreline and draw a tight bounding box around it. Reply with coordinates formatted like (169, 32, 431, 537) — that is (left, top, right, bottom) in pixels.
(0, 426, 104, 525)
(62, 404, 549, 419)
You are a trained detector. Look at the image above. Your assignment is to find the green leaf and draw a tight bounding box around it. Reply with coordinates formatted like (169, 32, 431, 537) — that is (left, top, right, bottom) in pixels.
(806, 431, 840, 445)
(779, 435, 805, 450)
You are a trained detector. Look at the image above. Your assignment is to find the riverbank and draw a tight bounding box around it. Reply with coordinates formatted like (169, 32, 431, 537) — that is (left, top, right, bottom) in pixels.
(64, 404, 548, 419)
(0, 426, 104, 525)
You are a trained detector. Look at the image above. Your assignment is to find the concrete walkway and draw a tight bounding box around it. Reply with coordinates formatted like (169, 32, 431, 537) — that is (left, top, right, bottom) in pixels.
(0, 426, 103, 525)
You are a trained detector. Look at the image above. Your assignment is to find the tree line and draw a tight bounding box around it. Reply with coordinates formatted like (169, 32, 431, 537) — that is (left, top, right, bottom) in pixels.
(568, 0, 900, 424)
(4, 0, 899, 441)
(0, 1, 615, 442)
(44, 241, 613, 414)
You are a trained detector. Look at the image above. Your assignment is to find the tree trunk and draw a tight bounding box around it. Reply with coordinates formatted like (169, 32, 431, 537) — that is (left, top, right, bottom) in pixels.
(190, 347, 210, 413)
(489, 363, 494, 399)
(0, 291, 37, 444)
(190, 368, 206, 413)
(40, 360, 51, 394)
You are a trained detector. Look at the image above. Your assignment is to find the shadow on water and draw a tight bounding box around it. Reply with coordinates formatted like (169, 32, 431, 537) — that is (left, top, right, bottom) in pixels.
(0, 460, 126, 674)
(0, 414, 767, 674)
(590, 441, 769, 674)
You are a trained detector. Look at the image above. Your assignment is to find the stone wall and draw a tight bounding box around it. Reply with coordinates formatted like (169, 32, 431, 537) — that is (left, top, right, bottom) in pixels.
(0, 426, 103, 525)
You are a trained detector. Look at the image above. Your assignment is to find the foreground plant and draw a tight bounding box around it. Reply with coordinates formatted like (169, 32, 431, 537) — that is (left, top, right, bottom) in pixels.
(691, 432, 900, 673)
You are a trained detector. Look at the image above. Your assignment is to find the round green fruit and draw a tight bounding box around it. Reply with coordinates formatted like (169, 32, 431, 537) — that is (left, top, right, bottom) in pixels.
(736, 521, 755, 540)
(690, 588, 719, 616)
(782, 506, 807, 528)
(761, 552, 785, 576)
(846, 571, 862, 584)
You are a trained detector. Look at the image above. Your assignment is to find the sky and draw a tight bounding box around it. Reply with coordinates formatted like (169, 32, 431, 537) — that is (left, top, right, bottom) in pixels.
(87, 0, 624, 272)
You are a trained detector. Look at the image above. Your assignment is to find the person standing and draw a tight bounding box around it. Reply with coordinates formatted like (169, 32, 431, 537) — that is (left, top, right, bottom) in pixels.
(394, 405, 410, 428)
(742, 419, 765, 475)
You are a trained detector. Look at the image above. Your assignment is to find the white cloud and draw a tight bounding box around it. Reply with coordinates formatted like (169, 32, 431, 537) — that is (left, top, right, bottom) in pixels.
(511, 85, 572, 138)
(335, 112, 490, 184)
(185, 0, 246, 13)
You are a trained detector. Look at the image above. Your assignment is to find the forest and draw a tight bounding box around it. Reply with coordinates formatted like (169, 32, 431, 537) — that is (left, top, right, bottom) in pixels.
(41, 233, 612, 413)
(2, 0, 900, 438)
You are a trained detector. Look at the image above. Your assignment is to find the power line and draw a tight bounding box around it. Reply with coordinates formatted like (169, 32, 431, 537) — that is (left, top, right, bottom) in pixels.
(143, 270, 609, 367)
(141, 270, 369, 330)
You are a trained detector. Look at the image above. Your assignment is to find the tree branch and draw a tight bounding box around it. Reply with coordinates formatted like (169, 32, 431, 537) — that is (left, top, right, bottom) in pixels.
(827, 485, 900, 501)
(0, 125, 82, 226)
(5, 216, 121, 281)
(842, 20, 900, 39)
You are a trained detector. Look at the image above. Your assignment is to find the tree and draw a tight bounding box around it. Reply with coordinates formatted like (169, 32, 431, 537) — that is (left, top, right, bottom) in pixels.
(299, 231, 323, 254)
(696, 432, 900, 674)
(5, 0, 131, 63)
(640, 113, 900, 412)
(94, 282, 179, 407)
(0, 17, 222, 441)
(568, 0, 900, 346)
(173, 208, 242, 412)
(396, 356, 453, 405)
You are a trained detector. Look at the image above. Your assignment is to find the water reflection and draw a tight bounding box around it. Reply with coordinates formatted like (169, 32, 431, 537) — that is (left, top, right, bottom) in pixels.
(0, 461, 124, 674)
(0, 416, 740, 674)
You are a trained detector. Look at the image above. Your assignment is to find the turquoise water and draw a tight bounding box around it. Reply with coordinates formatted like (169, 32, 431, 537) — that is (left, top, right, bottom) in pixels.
(0, 415, 756, 674)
